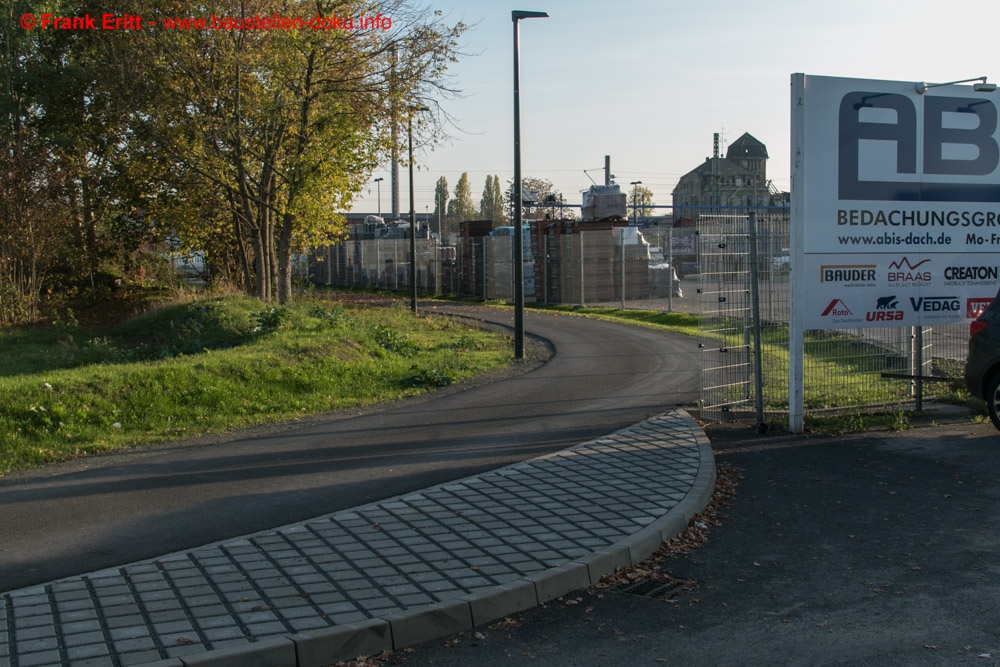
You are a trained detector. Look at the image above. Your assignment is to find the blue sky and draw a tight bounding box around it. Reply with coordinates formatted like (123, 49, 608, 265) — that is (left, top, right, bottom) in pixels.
(355, 0, 997, 217)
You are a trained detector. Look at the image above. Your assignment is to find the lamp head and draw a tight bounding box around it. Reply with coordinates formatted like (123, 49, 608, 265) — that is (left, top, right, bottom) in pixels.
(916, 76, 995, 94)
(512, 10, 549, 21)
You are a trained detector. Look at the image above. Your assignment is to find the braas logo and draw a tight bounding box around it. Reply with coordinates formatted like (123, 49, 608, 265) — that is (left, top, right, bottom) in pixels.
(821, 299, 852, 317)
(839, 91, 1000, 202)
(866, 295, 904, 322)
(909, 296, 961, 313)
(820, 264, 876, 283)
(968, 298, 993, 318)
(887, 257, 931, 284)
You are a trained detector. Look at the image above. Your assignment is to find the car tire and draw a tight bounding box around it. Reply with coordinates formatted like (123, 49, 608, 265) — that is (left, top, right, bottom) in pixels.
(987, 373, 1000, 431)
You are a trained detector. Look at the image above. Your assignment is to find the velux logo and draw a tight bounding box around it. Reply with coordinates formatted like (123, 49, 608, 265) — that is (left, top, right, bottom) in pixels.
(968, 298, 993, 318)
(839, 91, 1000, 202)
(821, 299, 852, 317)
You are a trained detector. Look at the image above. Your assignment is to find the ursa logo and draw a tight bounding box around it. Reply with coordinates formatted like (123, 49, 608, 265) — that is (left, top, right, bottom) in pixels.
(839, 91, 1000, 202)
(867, 295, 904, 322)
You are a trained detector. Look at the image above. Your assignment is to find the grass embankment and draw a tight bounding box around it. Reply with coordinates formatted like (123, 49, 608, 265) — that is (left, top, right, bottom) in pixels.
(0, 295, 511, 476)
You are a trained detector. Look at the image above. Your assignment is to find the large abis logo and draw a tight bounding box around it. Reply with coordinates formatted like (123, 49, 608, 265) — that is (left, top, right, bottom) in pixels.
(839, 92, 1000, 202)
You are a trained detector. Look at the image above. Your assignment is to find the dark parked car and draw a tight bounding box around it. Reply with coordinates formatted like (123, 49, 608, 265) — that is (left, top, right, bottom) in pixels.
(965, 286, 1000, 429)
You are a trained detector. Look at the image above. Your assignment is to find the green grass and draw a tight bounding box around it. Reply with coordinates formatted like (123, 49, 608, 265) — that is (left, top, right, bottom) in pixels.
(0, 295, 511, 476)
(526, 303, 700, 335)
(523, 303, 978, 428)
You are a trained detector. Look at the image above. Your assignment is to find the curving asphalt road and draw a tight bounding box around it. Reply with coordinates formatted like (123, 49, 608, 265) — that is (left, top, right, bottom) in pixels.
(0, 305, 699, 593)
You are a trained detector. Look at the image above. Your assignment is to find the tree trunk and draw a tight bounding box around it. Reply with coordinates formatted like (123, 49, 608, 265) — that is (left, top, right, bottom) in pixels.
(277, 213, 294, 304)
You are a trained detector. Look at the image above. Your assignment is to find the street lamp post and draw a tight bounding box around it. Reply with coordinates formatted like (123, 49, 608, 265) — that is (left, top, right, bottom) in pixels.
(373, 177, 383, 218)
(408, 107, 429, 313)
(630, 180, 642, 225)
(512, 9, 548, 360)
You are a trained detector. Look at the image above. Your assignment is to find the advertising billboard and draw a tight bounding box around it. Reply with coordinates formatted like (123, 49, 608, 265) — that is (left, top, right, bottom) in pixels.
(794, 74, 1000, 329)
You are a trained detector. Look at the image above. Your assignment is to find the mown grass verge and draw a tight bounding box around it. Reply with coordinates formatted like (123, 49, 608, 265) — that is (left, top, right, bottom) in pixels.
(523, 302, 979, 431)
(0, 295, 511, 476)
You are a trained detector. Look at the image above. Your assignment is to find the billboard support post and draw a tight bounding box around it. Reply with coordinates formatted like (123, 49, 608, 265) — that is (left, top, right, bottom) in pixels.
(789, 73, 806, 433)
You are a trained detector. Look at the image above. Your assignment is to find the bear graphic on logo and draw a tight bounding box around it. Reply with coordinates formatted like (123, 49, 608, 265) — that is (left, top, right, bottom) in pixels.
(876, 295, 898, 310)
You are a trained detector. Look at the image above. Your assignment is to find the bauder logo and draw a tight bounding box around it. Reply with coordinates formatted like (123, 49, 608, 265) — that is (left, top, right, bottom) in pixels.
(820, 264, 876, 285)
(967, 297, 993, 318)
(866, 295, 904, 322)
(887, 257, 931, 286)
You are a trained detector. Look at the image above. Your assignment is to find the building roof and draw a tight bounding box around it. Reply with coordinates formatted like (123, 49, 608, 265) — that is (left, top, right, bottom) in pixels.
(726, 132, 768, 160)
(677, 157, 753, 183)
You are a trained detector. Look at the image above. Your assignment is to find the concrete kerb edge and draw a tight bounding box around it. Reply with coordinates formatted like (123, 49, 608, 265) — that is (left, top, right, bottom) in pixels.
(130, 410, 718, 667)
(176, 636, 296, 667)
(292, 618, 391, 667)
(577, 409, 717, 586)
(284, 409, 715, 664)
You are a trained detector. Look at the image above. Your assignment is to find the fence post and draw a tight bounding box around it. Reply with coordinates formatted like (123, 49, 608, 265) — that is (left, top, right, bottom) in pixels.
(620, 227, 626, 310)
(748, 207, 766, 431)
(667, 227, 673, 312)
(543, 234, 549, 305)
(579, 231, 585, 307)
(914, 326, 924, 411)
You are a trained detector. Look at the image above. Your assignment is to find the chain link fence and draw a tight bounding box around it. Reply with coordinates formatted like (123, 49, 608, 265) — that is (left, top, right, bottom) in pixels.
(308, 207, 971, 424)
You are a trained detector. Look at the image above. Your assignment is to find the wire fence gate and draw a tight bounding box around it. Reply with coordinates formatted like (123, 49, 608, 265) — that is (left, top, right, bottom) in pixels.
(308, 205, 971, 424)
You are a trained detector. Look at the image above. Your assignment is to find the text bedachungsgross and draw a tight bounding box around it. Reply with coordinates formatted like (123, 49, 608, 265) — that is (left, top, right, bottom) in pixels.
(838, 209, 1000, 227)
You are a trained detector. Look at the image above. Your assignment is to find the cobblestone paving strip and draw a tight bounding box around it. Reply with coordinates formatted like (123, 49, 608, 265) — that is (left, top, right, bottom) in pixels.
(1, 410, 706, 666)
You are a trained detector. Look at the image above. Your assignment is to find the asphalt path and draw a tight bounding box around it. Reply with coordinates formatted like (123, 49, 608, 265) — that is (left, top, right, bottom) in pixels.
(398, 417, 1000, 666)
(0, 306, 699, 592)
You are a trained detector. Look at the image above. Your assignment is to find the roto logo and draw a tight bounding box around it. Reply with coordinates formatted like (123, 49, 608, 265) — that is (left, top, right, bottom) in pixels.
(968, 298, 993, 318)
(887, 257, 931, 283)
(866, 295, 904, 322)
(821, 299, 852, 317)
(839, 91, 1000, 202)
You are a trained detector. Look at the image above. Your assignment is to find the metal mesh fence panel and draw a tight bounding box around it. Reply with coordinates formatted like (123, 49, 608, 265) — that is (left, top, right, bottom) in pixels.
(307, 208, 970, 422)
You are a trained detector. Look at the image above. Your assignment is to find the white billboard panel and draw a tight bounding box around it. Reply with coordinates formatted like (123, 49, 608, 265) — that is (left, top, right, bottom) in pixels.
(794, 74, 1000, 329)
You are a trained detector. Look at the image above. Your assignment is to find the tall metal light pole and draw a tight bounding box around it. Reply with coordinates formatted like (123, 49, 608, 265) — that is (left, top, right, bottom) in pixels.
(408, 106, 429, 313)
(512, 9, 548, 360)
(630, 180, 642, 225)
(373, 177, 383, 217)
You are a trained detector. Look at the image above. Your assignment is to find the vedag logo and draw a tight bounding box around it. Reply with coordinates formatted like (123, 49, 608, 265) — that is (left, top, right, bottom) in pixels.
(839, 91, 1000, 202)
(821, 299, 852, 317)
(887, 256, 931, 283)
(909, 296, 961, 313)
